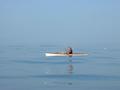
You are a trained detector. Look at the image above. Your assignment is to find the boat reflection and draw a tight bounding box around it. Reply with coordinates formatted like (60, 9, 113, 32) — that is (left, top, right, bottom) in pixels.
(67, 59, 74, 74)
(42, 58, 75, 86)
(67, 58, 74, 85)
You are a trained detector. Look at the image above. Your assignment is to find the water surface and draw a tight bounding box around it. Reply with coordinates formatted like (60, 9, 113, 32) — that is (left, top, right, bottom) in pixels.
(0, 45, 120, 90)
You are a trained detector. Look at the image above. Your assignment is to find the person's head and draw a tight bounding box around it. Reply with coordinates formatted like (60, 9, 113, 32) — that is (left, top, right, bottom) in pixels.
(67, 47, 72, 51)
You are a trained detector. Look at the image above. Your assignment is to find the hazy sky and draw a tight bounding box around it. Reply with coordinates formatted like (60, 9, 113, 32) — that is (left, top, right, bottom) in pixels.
(0, 0, 120, 46)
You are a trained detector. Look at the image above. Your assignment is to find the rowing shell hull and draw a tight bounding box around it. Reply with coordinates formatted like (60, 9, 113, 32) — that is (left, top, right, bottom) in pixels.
(45, 53, 88, 57)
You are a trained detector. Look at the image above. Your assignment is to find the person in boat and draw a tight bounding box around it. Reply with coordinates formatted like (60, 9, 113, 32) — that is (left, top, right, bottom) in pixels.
(66, 47, 73, 55)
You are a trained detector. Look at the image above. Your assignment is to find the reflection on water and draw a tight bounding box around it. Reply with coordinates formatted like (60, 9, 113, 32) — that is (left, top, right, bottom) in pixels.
(42, 57, 75, 86)
(67, 58, 74, 85)
(67, 59, 74, 75)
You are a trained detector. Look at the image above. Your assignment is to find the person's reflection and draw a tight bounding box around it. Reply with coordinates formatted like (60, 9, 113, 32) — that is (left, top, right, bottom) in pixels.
(67, 58, 74, 85)
(68, 59, 74, 74)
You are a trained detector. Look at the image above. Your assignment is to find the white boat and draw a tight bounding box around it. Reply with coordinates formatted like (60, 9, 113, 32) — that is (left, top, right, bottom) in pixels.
(45, 52, 88, 57)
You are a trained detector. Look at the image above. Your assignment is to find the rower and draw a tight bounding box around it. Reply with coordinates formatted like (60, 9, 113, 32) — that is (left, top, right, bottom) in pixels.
(66, 47, 73, 55)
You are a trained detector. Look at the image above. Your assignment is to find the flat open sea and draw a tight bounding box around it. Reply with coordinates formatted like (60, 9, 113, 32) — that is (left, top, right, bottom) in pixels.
(0, 45, 120, 90)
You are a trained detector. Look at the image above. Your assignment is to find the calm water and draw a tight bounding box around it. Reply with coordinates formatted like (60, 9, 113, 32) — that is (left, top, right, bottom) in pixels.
(0, 45, 120, 90)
